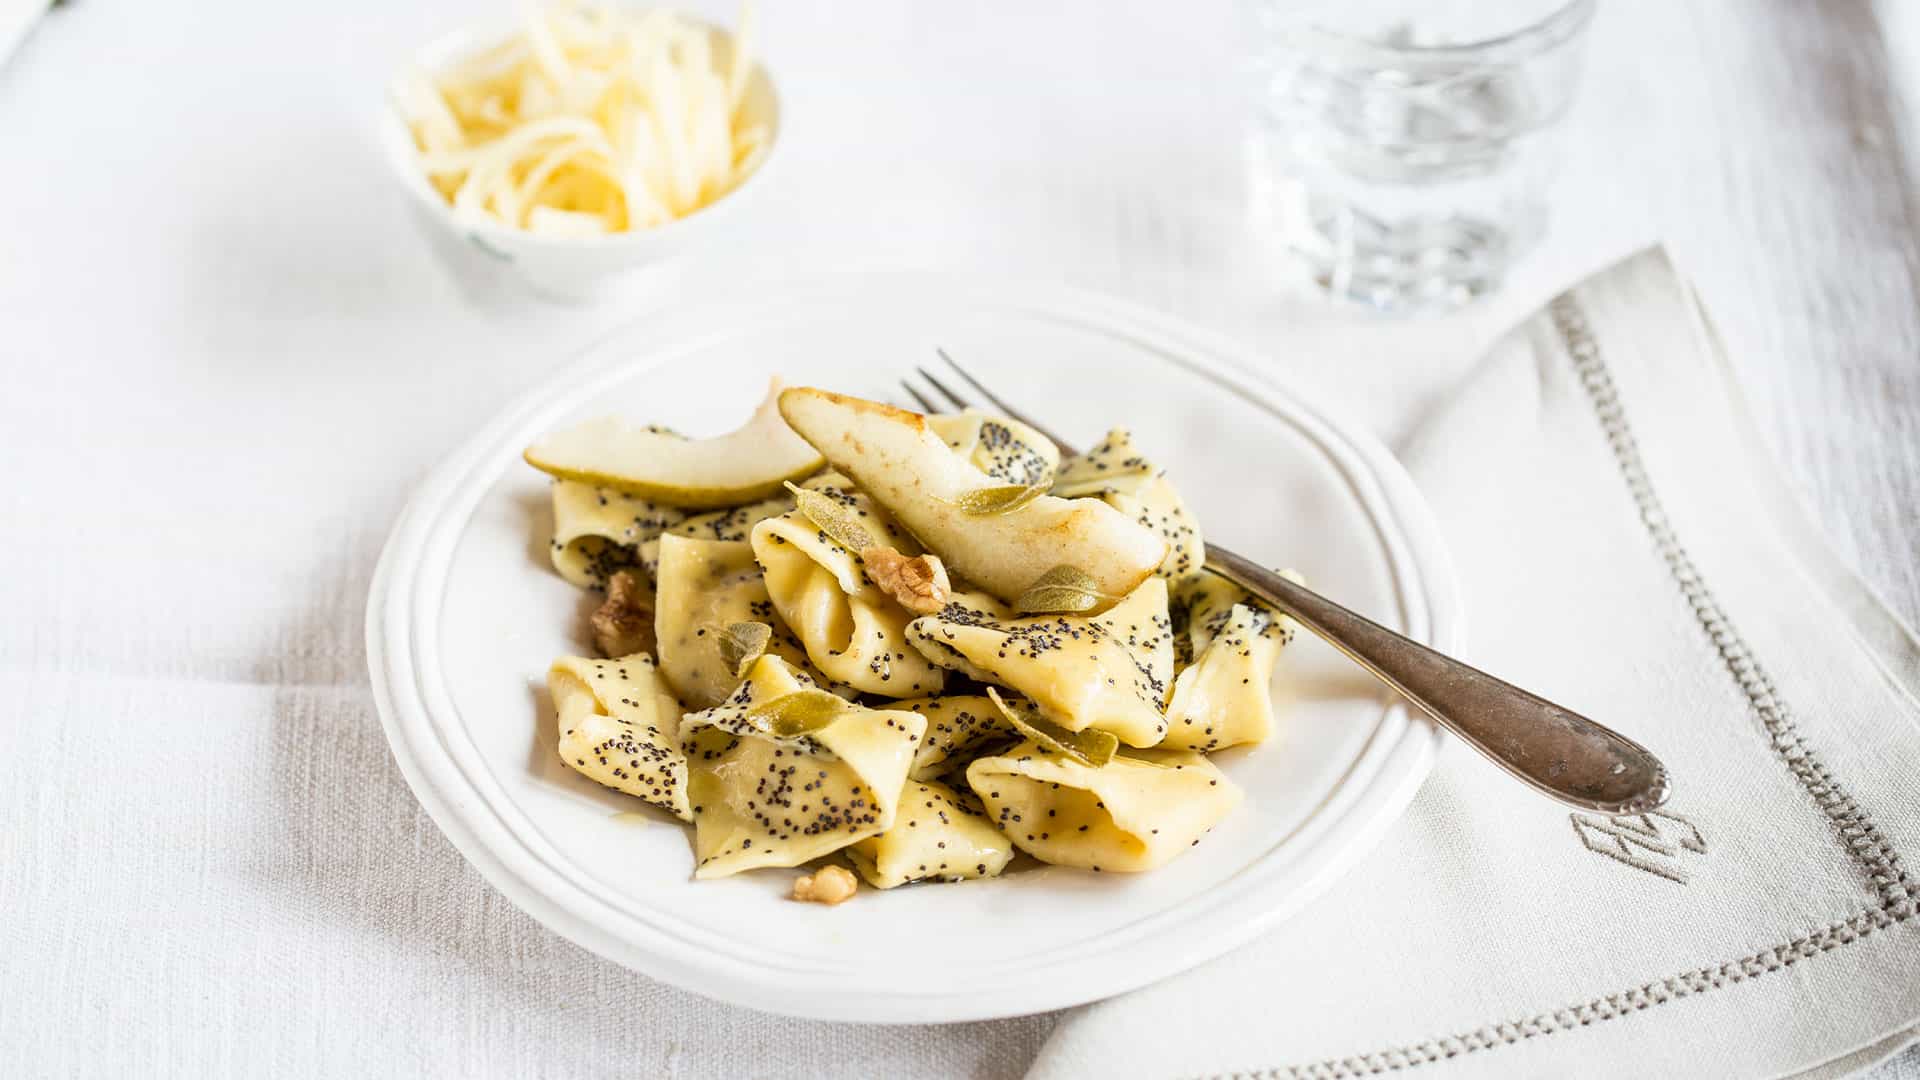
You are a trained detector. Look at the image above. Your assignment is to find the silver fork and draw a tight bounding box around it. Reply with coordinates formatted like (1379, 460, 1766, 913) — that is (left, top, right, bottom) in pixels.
(904, 351, 1670, 817)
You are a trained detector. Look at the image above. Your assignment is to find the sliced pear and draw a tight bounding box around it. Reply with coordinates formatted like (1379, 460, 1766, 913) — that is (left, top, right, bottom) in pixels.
(525, 380, 823, 509)
(777, 388, 1168, 605)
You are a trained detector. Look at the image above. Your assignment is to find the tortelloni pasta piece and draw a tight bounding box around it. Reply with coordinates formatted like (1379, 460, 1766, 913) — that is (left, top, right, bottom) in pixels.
(893, 694, 1018, 781)
(966, 743, 1241, 872)
(651, 533, 819, 708)
(634, 494, 794, 582)
(924, 409, 1061, 488)
(1052, 428, 1204, 584)
(906, 578, 1176, 748)
(548, 654, 691, 821)
(549, 479, 688, 588)
(749, 476, 946, 696)
(680, 656, 927, 879)
(1162, 575, 1297, 752)
(665, 494, 797, 545)
(846, 779, 1014, 888)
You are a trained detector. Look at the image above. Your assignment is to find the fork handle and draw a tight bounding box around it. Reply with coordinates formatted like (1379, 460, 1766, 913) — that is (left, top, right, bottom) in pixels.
(1203, 543, 1669, 816)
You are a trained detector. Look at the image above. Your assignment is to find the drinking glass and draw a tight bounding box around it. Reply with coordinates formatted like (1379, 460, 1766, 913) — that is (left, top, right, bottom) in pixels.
(1246, 0, 1595, 313)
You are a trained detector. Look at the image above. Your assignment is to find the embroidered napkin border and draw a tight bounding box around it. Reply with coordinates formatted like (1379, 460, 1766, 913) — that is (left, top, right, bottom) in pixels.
(1228, 287, 1919, 1080)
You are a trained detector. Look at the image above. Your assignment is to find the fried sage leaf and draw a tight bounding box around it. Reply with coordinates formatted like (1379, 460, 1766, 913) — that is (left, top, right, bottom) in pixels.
(944, 483, 1048, 516)
(786, 482, 878, 553)
(715, 620, 773, 678)
(986, 687, 1118, 768)
(745, 688, 852, 738)
(1014, 564, 1120, 614)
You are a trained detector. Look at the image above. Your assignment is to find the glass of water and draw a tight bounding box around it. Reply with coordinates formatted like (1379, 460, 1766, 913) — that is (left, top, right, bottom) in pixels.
(1246, 0, 1595, 313)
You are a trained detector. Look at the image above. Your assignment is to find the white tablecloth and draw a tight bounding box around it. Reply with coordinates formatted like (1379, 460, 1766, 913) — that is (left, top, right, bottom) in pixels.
(1036, 248, 1920, 1079)
(4, 1, 1917, 1076)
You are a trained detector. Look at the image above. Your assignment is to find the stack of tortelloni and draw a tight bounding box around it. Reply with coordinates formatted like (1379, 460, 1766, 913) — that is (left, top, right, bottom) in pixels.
(530, 380, 1295, 892)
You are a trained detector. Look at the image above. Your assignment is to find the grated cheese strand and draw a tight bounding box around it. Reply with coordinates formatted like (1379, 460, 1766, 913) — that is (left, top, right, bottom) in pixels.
(395, 2, 765, 234)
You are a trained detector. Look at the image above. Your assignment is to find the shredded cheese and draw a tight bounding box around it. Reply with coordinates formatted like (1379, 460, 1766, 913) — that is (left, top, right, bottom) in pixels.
(395, 2, 767, 234)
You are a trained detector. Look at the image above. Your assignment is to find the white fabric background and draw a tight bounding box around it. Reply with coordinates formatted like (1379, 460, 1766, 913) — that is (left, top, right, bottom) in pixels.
(1032, 250, 1920, 1079)
(3, 1, 1917, 1077)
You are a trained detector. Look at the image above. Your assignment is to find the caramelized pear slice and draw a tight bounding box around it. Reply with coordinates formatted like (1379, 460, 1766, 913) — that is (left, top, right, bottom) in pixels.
(777, 388, 1167, 605)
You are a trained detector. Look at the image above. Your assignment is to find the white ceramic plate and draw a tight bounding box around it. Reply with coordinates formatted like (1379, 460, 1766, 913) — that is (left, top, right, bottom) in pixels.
(367, 276, 1461, 1023)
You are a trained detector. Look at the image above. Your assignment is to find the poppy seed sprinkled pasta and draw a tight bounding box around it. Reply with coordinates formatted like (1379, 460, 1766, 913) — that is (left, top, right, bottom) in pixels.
(529, 383, 1290, 895)
(651, 533, 831, 708)
(966, 744, 1241, 872)
(1161, 575, 1297, 752)
(846, 779, 1013, 888)
(549, 654, 692, 820)
(1052, 428, 1206, 585)
(891, 694, 1021, 781)
(749, 474, 945, 696)
(904, 578, 1176, 749)
(679, 656, 925, 878)
(549, 478, 688, 589)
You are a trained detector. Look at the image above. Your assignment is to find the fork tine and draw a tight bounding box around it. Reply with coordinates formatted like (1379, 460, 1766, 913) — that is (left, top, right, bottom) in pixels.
(935, 348, 1014, 417)
(900, 381, 943, 414)
(915, 366, 972, 411)
(936, 348, 1081, 456)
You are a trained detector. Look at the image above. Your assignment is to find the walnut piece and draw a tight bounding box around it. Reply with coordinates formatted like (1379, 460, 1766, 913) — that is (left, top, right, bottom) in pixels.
(791, 864, 858, 905)
(860, 546, 950, 614)
(591, 569, 656, 658)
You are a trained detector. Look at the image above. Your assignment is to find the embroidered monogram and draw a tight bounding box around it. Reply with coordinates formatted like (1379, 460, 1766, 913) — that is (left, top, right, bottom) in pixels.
(1549, 295, 1915, 912)
(1229, 284, 1919, 1080)
(1569, 810, 1708, 884)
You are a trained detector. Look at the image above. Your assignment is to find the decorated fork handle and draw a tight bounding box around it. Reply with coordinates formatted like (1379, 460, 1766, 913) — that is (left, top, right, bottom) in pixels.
(1203, 543, 1670, 816)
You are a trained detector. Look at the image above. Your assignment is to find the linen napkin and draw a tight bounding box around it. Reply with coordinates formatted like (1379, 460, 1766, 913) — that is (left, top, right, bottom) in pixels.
(1029, 249, 1920, 1079)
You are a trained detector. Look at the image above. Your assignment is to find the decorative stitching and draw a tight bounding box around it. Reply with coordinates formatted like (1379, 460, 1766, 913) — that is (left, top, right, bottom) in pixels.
(1216, 906, 1912, 1079)
(1550, 294, 1916, 913)
(1221, 289, 1919, 1080)
(1569, 809, 1707, 884)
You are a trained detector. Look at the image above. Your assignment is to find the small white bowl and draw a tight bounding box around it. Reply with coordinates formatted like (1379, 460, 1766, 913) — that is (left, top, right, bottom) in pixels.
(378, 16, 781, 302)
